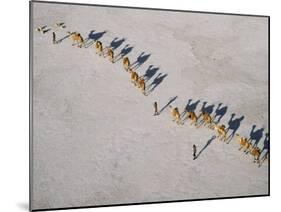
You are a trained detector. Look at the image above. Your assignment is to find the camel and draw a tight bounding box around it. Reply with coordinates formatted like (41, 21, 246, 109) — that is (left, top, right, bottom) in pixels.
(54, 22, 65, 29)
(198, 111, 213, 128)
(95, 41, 103, 56)
(169, 106, 182, 125)
(250, 147, 261, 163)
(258, 152, 268, 167)
(105, 48, 114, 63)
(214, 124, 227, 141)
(236, 134, 252, 152)
(137, 78, 146, 95)
(123, 57, 130, 71)
(36, 27, 45, 33)
(36, 26, 49, 34)
(130, 70, 139, 85)
(244, 141, 253, 154)
(186, 111, 198, 126)
(68, 32, 84, 48)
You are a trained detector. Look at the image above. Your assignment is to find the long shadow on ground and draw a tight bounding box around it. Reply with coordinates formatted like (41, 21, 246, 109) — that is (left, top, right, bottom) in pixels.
(84, 30, 107, 48)
(146, 73, 168, 95)
(131, 52, 151, 70)
(115, 44, 134, 62)
(195, 135, 216, 159)
(159, 96, 178, 114)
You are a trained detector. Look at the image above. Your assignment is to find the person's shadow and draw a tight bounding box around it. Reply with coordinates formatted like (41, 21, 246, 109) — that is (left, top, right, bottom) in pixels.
(213, 103, 228, 124)
(147, 73, 168, 94)
(109, 37, 126, 50)
(142, 65, 159, 82)
(115, 44, 134, 62)
(226, 114, 244, 143)
(181, 99, 200, 119)
(195, 135, 216, 159)
(159, 96, 178, 114)
(84, 30, 107, 47)
(249, 125, 265, 147)
(56, 33, 71, 44)
(131, 52, 151, 69)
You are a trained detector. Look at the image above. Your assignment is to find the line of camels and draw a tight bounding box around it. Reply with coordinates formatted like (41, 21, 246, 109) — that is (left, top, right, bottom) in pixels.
(36, 23, 269, 168)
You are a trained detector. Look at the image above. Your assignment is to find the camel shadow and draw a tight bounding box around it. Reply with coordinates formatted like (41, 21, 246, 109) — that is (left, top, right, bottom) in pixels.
(261, 133, 269, 154)
(131, 52, 151, 70)
(115, 44, 134, 62)
(226, 113, 244, 143)
(201, 101, 215, 114)
(249, 125, 265, 147)
(42, 28, 51, 34)
(84, 30, 107, 48)
(88, 30, 107, 41)
(159, 96, 178, 114)
(147, 73, 168, 95)
(181, 99, 200, 119)
(109, 37, 126, 50)
(195, 135, 216, 159)
(142, 65, 159, 82)
(259, 133, 269, 167)
(213, 103, 228, 124)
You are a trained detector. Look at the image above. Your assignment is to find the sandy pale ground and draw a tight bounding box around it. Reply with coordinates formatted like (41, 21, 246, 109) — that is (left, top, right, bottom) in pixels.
(31, 2, 269, 210)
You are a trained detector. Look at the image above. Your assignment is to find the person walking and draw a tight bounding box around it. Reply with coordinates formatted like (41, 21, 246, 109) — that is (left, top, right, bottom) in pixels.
(153, 102, 159, 116)
(52, 32, 56, 44)
(192, 144, 197, 160)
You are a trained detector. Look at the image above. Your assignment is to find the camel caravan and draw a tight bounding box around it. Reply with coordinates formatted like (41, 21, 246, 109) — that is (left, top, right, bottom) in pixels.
(35, 23, 268, 167)
(235, 134, 264, 165)
(166, 105, 267, 166)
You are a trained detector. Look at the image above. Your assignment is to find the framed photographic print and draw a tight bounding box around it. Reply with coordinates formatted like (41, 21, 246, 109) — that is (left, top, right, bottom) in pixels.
(30, 0, 270, 211)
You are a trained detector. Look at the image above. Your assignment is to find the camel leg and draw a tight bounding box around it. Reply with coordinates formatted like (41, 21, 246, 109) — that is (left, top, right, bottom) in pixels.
(72, 41, 77, 46)
(177, 119, 183, 125)
(224, 135, 228, 142)
(142, 90, 146, 96)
